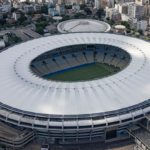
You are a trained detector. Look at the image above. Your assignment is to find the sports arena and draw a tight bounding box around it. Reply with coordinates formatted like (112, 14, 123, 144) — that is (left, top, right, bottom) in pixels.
(0, 33, 150, 148)
(57, 19, 111, 33)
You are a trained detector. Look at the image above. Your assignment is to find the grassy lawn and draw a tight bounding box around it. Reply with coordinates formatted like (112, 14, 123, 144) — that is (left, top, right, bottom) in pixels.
(46, 63, 120, 82)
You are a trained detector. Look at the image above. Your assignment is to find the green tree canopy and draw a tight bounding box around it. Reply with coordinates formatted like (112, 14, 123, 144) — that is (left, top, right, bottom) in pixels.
(35, 27, 44, 35)
(62, 15, 70, 21)
(11, 8, 18, 12)
(11, 36, 22, 43)
(138, 29, 143, 35)
(84, 7, 92, 15)
(74, 13, 85, 19)
(0, 19, 7, 26)
(120, 21, 129, 28)
(79, 4, 87, 9)
(35, 21, 48, 28)
(3, 13, 7, 19)
(65, 5, 72, 9)
(41, 5, 48, 14)
(96, 8, 104, 18)
(126, 29, 131, 33)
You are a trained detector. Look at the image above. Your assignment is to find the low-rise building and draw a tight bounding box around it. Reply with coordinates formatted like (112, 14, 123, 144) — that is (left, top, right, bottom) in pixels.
(0, 40, 5, 50)
(48, 8, 59, 16)
(12, 12, 21, 21)
(56, 4, 66, 15)
(13, 2, 23, 9)
(72, 5, 80, 10)
(34, 14, 41, 20)
(137, 20, 147, 30)
(0, 7, 3, 19)
(45, 24, 57, 33)
(0, 2, 11, 12)
(34, 4, 41, 12)
(24, 5, 34, 13)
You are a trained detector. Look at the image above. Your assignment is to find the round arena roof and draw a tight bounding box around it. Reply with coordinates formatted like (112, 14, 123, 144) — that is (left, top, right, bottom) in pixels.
(53, 16, 62, 20)
(57, 19, 111, 33)
(0, 33, 150, 118)
(115, 25, 126, 29)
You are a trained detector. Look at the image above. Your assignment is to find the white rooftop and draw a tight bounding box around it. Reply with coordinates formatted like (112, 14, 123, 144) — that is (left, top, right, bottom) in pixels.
(57, 19, 111, 33)
(0, 33, 150, 116)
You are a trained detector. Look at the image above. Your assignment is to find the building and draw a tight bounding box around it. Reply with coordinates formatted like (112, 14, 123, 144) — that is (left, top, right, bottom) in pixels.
(0, 33, 150, 147)
(116, 0, 135, 5)
(57, 19, 111, 33)
(143, 4, 150, 16)
(0, 40, 5, 50)
(33, 4, 41, 12)
(95, 0, 100, 9)
(45, 24, 57, 33)
(105, 8, 121, 20)
(0, 7, 3, 19)
(95, 0, 114, 9)
(137, 20, 147, 30)
(13, 2, 23, 9)
(55, 4, 66, 15)
(12, 12, 21, 21)
(135, 0, 145, 5)
(72, 5, 80, 10)
(48, 8, 59, 16)
(24, 5, 34, 13)
(0, 2, 11, 12)
(115, 3, 128, 14)
(34, 14, 41, 20)
(128, 2, 144, 21)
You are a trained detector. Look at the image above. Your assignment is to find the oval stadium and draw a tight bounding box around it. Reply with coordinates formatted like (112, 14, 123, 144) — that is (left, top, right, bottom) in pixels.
(0, 33, 150, 148)
(57, 19, 111, 33)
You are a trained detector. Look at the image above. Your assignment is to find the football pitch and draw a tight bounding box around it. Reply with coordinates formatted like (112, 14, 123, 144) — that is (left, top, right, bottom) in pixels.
(46, 63, 120, 82)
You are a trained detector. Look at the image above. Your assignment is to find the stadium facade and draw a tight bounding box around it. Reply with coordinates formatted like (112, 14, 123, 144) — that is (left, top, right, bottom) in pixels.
(0, 33, 150, 148)
(57, 19, 111, 33)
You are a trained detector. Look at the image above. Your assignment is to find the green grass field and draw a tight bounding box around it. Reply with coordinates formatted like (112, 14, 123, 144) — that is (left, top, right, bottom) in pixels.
(46, 63, 120, 82)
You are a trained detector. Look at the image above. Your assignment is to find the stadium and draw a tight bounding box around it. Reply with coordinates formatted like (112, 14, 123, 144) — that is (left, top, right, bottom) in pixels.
(0, 33, 150, 148)
(57, 19, 111, 33)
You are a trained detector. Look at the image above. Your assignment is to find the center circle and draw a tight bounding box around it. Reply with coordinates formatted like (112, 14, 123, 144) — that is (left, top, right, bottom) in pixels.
(30, 44, 130, 82)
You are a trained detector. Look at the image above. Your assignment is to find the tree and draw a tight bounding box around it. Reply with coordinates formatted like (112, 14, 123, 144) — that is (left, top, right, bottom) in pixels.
(138, 29, 143, 35)
(126, 29, 131, 33)
(79, 4, 87, 9)
(0, 19, 7, 26)
(36, 16, 46, 22)
(11, 36, 22, 43)
(18, 13, 27, 22)
(3, 13, 7, 19)
(11, 8, 18, 12)
(62, 15, 70, 21)
(18, 16, 27, 22)
(148, 38, 150, 41)
(35, 21, 48, 28)
(109, 19, 115, 25)
(106, 17, 110, 21)
(41, 5, 48, 14)
(24, 0, 30, 4)
(96, 8, 104, 18)
(65, 5, 72, 9)
(74, 13, 85, 19)
(27, 11, 34, 15)
(35, 27, 44, 35)
(50, 4, 55, 8)
(84, 8, 92, 15)
(120, 21, 129, 28)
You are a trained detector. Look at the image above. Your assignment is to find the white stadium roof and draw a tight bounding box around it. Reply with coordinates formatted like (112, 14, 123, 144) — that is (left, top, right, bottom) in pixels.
(0, 33, 150, 117)
(57, 19, 111, 33)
